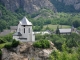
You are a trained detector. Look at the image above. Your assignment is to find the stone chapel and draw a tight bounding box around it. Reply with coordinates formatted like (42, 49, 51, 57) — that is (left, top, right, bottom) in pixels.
(13, 17, 35, 42)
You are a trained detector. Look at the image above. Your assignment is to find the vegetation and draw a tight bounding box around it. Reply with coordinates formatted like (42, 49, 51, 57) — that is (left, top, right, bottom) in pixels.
(0, 33, 13, 43)
(0, 4, 28, 32)
(33, 40, 50, 48)
(4, 39, 19, 49)
(0, 2, 80, 31)
(0, 33, 19, 49)
(42, 24, 71, 31)
(4, 42, 12, 49)
(50, 47, 79, 60)
(35, 33, 80, 60)
(12, 39, 19, 47)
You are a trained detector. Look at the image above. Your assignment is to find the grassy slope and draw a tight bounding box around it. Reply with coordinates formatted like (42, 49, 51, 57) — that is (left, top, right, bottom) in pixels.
(43, 24, 71, 30)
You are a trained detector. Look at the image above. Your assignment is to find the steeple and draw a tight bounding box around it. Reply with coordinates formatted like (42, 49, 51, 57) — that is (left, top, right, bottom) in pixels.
(20, 17, 32, 26)
(13, 17, 35, 42)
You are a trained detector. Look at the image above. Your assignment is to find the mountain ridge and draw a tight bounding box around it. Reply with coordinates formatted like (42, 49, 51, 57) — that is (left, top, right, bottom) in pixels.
(0, 0, 56, 14)
(0, 0, 80, 13)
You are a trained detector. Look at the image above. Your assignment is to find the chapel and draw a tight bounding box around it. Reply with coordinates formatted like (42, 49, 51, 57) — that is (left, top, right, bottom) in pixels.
(13, 17, 35, 42)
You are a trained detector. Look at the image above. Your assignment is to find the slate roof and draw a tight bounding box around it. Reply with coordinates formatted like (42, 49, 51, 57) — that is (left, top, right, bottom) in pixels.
(10, 26, 17, 30)
(20, 17, 32, 25)
(59, 29, 71, 34)
(13, 32, 22, 36)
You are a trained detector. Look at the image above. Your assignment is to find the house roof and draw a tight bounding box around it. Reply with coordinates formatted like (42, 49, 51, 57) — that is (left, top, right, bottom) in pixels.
(0, 30, 11, 36)
(59, 29, 71, 33)
(20, 17, 32, 26)
(10, 26, 17, 30)
(13, 32, 22, 36)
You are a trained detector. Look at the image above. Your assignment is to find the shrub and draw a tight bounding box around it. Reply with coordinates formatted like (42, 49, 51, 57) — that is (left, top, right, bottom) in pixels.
(4, 43, 12, 49)
(33, 40, 50, 48)
(0, 38, 6, 44)
(12, 39, 19, 47)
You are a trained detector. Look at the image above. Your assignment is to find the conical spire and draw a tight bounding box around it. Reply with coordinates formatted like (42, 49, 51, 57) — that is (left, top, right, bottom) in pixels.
(20, 17, 32, 25)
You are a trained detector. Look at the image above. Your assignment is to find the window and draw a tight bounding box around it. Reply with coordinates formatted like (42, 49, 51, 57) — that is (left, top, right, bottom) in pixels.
(24, 28, 25, 33)
(29, 28, 30, 33)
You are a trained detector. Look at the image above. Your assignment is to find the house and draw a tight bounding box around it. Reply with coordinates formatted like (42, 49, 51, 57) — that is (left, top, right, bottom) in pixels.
(0, 30, 11, 36)
(10, 26, 17, 33)
(13, 17, 35, 42)
(58, 25, 77, 34)
(59, 29, 71, 34)
(34, 30, 51, 35)
(0, 26, 17, 36)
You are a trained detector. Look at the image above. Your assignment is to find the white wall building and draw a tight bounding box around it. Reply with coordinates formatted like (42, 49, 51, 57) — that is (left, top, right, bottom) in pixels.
(34, 30, 51, 35)
(13, 17, 35, 42)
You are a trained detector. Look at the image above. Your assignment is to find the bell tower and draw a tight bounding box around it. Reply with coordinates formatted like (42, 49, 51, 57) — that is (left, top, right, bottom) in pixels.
(13, 17, 35, 42)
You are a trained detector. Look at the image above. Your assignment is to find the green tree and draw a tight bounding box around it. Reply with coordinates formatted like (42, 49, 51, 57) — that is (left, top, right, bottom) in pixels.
(56, 25, 60, 34)
(33, 40, 50, 48)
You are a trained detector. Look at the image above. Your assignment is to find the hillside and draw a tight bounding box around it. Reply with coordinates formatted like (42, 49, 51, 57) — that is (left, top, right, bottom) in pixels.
(0, 0, 80, 32)
(0, 0, 56, 14)
(50, 0, 80, 12)
(0, 0, 80, 13)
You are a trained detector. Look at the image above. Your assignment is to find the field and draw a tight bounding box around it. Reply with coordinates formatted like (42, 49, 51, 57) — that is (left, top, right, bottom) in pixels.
(43, 24, 71, 30)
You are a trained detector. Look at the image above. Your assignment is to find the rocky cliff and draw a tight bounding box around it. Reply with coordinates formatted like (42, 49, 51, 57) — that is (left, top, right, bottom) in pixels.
(0, 0, 56, 14)
(0, 0, 80, 13)
(2, 42, 56, 60)
(50, 0, 80, 12)
(58, 0, 80, 10)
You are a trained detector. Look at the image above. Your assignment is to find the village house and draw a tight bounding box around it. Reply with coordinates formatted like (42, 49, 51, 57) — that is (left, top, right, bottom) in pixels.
(34, 30, 52, 35)
(13, 17, 35, 42)
(59, 29, 71, 34)
(59, 25, 77, 34)
(10, 26, 17, 33)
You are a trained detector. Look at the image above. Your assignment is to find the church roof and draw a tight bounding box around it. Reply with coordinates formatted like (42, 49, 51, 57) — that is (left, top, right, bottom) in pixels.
(20, 17, 32, 26)
(59, 29, 71, 34)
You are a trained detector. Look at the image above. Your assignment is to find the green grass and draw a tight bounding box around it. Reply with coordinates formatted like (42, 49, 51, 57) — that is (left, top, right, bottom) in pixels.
(43, 24, 71, 30)
(0, 42, 12, 49)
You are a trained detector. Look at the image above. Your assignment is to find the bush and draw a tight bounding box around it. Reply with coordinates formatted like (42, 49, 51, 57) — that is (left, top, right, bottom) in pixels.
(0, 38, 6, 44)
(33, 40, 50, 48)
(4, 43, 12, 49)
(12, 39, 19, 47)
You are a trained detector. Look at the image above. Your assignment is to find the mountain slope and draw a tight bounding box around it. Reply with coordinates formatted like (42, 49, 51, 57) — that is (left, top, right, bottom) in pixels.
(0, 0, 56, 14)
(1, 0, 80, 13)
(50, 0, 80, 12)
